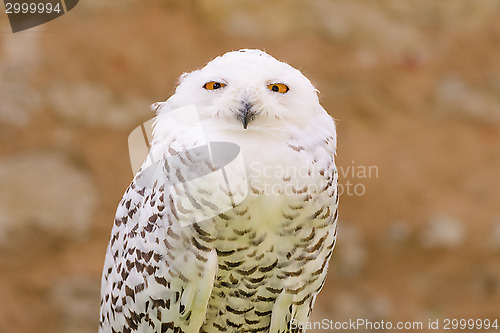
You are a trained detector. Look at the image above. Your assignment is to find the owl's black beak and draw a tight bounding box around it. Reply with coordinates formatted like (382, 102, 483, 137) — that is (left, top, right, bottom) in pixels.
(237, 101, 255, 130)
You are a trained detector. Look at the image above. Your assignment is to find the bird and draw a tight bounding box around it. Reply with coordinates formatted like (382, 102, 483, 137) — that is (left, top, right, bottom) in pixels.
(99, 49, 338, 333)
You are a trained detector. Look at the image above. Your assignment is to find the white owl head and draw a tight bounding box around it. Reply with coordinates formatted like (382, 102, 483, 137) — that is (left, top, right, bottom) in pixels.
(156, 49, 326, 134)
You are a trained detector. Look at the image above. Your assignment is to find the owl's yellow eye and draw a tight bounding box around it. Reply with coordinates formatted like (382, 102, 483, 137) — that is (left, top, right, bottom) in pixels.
(268, 83, 289, 94)
(203, 81, 226, 90)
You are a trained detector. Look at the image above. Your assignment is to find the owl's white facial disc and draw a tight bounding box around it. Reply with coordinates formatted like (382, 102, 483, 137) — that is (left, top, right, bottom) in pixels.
(160, 49, 327, 135)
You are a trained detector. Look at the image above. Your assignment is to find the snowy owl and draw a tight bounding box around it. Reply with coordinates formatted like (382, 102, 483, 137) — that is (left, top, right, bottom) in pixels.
(100, 49, 338, 333)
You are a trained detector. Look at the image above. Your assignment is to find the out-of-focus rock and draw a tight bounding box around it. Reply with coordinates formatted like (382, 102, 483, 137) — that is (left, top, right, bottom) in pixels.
(0, 30, 42, 127)
(489, 217, 500, 251)
(419, 215, 465, 249)
(384, 220, 412, 247)
(435, 75, 500, 125)
(311, 292, 392, 331)
(312, 0, 425, 53)
(47, 81, 150, 129)
(470, 271, 498, 297)
(194, 0, 425, 53)
(195, 0, 498, 54)
(0, 80, 42, 128)
(332, 222, 367, 278)
(427, 0, 500, 33)
(0, 152, 97, 243)
(77, 0, 141, 12)
(410, 273, 431, 295)
(195, 0, 309, 39)
(2, 27, 40, 73)
(50, 276, 100, 333)
(471, 272, 500, 297)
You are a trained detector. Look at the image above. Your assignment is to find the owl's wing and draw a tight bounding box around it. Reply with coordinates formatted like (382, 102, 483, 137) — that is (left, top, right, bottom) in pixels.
(99, 152, 218, 333)
(269, 131, 339, 333)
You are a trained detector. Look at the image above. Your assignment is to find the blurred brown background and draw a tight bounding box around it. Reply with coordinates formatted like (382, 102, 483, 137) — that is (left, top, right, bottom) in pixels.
(1, 1, 500, 332)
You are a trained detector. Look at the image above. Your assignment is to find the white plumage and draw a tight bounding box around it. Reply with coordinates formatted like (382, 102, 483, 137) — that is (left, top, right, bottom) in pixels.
(100, 49, 338, 333)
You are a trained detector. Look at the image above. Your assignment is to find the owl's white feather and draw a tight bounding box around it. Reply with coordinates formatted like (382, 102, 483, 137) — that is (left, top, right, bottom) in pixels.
(100, 49, 338, 333)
